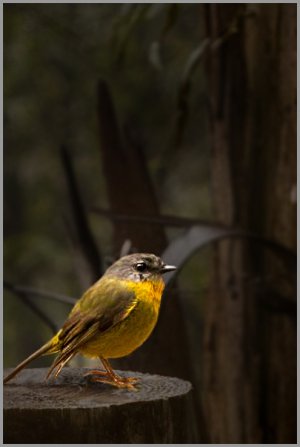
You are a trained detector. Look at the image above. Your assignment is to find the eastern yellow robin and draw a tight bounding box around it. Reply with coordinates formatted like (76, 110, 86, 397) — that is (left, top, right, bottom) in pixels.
(3, 253, 176, 389)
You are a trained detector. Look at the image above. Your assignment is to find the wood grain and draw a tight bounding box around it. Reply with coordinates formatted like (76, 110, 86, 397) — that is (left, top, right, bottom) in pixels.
(4, 367, 198, 443)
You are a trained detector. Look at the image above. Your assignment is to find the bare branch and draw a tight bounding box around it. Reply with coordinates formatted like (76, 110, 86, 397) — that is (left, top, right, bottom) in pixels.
(4, 283, 59, 334)
(4, 282, 76, 305)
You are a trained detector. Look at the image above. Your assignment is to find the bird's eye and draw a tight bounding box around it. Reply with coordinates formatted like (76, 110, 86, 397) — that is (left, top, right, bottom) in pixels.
(135, 262, 147, 272)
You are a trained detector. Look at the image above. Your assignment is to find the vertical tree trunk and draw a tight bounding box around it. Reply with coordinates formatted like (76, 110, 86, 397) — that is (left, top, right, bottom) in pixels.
(203, 4, 296, 443)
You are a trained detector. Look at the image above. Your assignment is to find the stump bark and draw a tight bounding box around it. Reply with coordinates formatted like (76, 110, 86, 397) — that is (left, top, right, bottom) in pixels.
(4, 368, 198, 443)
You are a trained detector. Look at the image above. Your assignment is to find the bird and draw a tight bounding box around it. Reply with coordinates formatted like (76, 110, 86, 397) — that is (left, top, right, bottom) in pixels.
(3, 253, 176, 389)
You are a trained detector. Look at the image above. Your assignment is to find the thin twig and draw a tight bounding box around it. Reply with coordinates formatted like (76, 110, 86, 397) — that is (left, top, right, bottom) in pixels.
(90, 207, 296, 266)
(4, 281, 76, 305)
(91, 206, 229, 228)
(4, 285, 58, 334)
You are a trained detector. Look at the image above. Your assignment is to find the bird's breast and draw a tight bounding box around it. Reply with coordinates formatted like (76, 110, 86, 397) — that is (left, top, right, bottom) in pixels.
(81, 278, 165, 359)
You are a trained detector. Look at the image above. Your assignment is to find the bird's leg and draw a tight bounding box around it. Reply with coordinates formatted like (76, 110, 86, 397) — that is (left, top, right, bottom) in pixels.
(101, 357, 138, 385)
(85, 357, 138, 389)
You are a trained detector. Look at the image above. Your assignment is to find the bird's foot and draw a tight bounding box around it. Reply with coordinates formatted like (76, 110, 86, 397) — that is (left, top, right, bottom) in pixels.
(85, 369, 138, 390)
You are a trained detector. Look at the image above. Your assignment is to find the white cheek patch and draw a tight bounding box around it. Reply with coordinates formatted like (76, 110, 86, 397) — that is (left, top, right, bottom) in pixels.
(128, 271, 153, 282)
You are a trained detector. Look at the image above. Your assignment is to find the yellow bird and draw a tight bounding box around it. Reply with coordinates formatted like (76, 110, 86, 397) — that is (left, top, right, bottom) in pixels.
(3, 253, 176, 389)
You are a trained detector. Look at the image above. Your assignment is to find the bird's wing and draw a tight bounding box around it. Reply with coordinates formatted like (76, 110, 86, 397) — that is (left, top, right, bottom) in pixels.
(47, 278, 137, 377)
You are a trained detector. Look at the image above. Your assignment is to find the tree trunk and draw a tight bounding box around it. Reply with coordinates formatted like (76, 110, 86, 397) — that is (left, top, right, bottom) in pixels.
(4, 368, 199, 443)
(203, 4, 296, 443)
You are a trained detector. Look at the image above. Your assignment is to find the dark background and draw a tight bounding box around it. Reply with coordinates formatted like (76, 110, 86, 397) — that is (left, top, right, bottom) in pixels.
(4, 4, 296, 443)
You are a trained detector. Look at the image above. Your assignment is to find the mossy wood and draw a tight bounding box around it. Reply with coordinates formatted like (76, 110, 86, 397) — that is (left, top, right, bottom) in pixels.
(4, 368, 198, 443)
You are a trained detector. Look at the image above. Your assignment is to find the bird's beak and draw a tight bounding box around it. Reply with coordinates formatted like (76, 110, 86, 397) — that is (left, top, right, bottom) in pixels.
(160, 264, 177, 274)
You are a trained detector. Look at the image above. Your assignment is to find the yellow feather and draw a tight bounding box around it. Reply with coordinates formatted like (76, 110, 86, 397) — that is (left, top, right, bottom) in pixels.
(80, 278, 165, 359)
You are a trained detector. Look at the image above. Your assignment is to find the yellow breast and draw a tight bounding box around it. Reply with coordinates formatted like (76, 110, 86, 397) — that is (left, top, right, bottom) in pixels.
(80, 278, 165, 359)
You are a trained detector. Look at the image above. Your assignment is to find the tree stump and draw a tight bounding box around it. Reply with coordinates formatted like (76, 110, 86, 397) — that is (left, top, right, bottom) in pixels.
(4, 368, 199, 443)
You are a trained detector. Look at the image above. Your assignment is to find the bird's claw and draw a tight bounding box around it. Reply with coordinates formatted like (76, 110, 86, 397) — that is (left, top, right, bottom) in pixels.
(85, 370, 138, 390)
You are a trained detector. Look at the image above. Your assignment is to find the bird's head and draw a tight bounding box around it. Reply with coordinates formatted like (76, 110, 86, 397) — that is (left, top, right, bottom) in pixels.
(104, 253, 176, 283)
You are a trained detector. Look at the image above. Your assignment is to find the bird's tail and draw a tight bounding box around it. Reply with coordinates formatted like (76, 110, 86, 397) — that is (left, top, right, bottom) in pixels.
(3, 332, 61, 384)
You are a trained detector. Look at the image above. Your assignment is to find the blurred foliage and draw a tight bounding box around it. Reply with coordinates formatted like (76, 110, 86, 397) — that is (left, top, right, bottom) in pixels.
(4, 4, 212, 366)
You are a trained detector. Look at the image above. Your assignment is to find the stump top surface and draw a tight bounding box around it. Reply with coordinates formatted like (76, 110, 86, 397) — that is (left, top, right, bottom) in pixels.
(4, 368, 192, 410)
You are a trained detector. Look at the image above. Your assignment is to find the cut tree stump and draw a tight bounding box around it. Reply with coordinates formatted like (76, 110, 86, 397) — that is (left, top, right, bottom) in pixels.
(4, 368, 199, 443)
